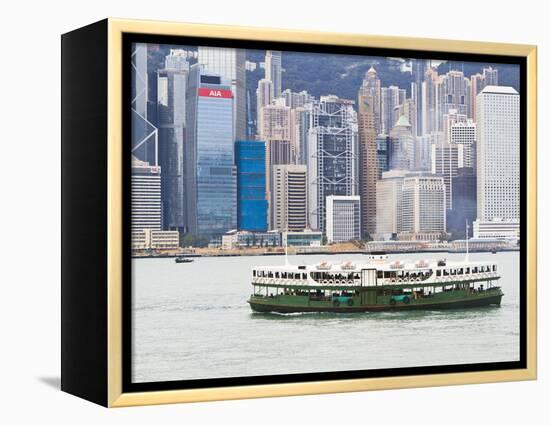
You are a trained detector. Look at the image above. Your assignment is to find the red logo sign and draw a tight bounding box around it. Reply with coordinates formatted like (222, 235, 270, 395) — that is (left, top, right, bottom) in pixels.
(198, 88, 233, 98)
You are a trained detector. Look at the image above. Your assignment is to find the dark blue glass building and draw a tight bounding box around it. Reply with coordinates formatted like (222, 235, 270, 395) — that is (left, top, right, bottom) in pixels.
(235, 141, 268, 232)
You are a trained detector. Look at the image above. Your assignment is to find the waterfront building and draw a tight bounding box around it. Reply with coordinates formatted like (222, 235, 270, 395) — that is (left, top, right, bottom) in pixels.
(235, 140, 268, 232)
(450, 119, 476, 169)
(381, 85, 406, 135)
(431, 142, 464, 210)
(131, 157, 162, 232)
(326, 195, 361, 243)
(282, 229, 323, 247)
(198, 46, 247, 140)
(388, 115, 415, 171)
(157, 51, 189, 233)
(264, 50, 282, 98)
(132, 229, 180, 251)
(271, 164, 308, 232)
(357, 88, 378, 237)
(399, 175, 446, 241)
(473, 218, 519, 241)
(222, 229, 281, 249)
(375, 170, 408, 239)
(476, 86, 520, 221)
(306, 95, 359, 233)
(447, 167, 477, 238)
(186, 65, 237, 236)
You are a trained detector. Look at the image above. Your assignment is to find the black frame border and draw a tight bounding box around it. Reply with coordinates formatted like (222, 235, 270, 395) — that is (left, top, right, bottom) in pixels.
(121, 32, 528, 394)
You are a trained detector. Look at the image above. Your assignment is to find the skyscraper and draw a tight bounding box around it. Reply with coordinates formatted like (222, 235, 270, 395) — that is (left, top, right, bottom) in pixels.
(157, 51, 189, 233)
(476, 85, 520, 221)
(447, 167, 477, 237)
(440, 70, 471, 119)
(256, 78, 273, 134)
(307, 96, 359, 233)
(259, 102, 295, 227)
(422, 67, 441, 135)
(131, 43, 158, 166)
(326, 195, 361, 243)
(388, 115, 415, 171)
(235, 140, 268, 232)
(411, 58, 426, 136)
(376, 135, 390, 177)
(431, 142, 464, 210)
(280, 89, 313, 109)
(375, 170, 408, 239)
(400, 175, 446, 241)
(360, 67, 382, 134)
(271, 164, 308, 231)
(186, 65, 237, 236)
(381, 85, 406, 135)
(131, 156, 162, 232)
(357, 88, 377, 237)
(442, 108, 467, 143)
(483, 67, 499, 86)
(198, 46, 247, 140)
(450, 119, 476, 169)
(264, 50, 282, 98)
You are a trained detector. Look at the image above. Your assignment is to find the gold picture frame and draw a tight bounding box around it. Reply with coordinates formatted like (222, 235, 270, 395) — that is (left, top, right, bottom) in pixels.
(61, 17, 537, 407)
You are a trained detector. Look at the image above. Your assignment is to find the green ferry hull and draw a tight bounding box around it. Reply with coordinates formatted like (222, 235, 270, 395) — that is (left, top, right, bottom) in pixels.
(248, 292, 503, 314)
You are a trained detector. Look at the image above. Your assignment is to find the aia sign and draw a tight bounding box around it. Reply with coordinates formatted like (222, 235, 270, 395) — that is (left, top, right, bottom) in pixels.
(198, 88, 233, 98)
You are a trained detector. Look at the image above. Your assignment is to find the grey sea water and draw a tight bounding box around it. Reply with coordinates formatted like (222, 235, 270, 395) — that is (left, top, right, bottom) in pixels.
(131, 251, 520, 383)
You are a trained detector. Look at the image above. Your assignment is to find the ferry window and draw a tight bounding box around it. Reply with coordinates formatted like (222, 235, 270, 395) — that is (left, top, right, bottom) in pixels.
(437, 270, 441, 277)
(466, 267, 470, 274)
(303, 273, 307, 280)
(253, 270, 256, 277)
(377, 271, 383, 278)
(493, 265, 496, 272)
(473, 267, 478, 273)
(275, 272, 280, 278)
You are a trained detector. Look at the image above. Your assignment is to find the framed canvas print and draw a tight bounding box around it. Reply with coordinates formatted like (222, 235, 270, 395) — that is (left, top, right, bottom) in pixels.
(61, 18, 537, 407)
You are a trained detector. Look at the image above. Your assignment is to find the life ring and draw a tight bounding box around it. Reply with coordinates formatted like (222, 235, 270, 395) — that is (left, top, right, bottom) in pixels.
(389, 299, 396, 306)
(347, 299, 354, 307)
(334, 280, 340, 284)
(403, 296, 411, 304)
(323, 280, 328, 284)
(333, 299, 340, 307)
(391, 278, 396, 283)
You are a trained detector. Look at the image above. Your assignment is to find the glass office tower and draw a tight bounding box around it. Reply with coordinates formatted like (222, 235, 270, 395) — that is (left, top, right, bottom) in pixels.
(235, 140, 268, 232)
(186, 65, 237, 236)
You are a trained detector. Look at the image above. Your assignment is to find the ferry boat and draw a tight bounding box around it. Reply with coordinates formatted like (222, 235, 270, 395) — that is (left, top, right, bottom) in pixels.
(247, 254, 503, 313)
(175, 257, 194, 264)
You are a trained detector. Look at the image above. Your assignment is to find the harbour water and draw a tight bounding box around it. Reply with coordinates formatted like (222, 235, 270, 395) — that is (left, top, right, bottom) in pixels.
(131, 251, 520, 383)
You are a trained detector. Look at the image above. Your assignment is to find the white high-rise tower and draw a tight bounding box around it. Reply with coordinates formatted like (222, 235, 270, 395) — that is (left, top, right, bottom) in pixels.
(476, 86, 520, 221)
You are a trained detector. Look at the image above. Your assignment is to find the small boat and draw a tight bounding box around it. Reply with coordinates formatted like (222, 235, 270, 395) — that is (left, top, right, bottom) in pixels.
(175, 257, 194, 264)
